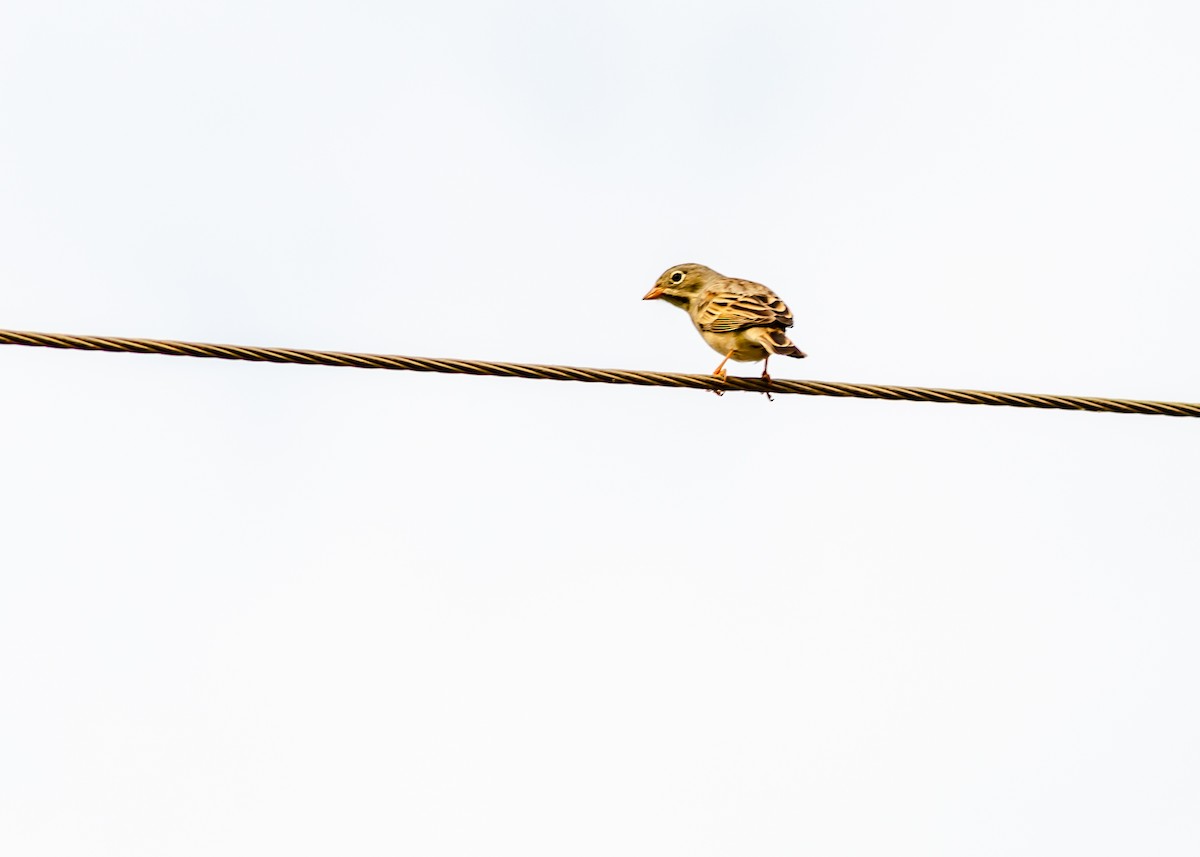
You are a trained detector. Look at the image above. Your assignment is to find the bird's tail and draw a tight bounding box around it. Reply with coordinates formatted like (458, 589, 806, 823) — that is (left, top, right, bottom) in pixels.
(762, 328, 807, 359)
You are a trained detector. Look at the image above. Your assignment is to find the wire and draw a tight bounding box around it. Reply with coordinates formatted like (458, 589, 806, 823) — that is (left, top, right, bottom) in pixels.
(1, 328, 1196, 418)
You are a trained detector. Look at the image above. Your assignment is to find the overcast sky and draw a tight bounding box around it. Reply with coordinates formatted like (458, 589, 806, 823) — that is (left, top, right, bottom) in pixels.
(2, 1, 1199, 854)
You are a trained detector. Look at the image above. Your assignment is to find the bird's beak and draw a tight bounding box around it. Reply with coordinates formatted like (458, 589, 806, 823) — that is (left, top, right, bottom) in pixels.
(643, 286, 665, 300)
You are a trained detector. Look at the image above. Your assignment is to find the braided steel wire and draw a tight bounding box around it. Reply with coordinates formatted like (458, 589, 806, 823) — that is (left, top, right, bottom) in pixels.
(1, 328, 1196, 418)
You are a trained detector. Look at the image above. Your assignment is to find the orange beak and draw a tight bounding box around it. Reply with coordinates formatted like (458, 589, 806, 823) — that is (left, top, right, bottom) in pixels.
(642, 286, 665, 300)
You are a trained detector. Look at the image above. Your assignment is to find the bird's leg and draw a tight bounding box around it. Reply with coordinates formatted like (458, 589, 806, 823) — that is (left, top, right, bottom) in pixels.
(710, 349, 734, 396)
(761, 355, 774, 402)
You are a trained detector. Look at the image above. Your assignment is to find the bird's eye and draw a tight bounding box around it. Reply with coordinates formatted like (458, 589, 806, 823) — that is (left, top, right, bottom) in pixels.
(670, 271, 685, 284)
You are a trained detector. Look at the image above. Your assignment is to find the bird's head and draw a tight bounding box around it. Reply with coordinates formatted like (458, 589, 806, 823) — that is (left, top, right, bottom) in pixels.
(643, 263, 716, 309)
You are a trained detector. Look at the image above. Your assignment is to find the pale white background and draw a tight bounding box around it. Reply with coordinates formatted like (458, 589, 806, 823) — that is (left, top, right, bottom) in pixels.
(2, 1, 1198, 854)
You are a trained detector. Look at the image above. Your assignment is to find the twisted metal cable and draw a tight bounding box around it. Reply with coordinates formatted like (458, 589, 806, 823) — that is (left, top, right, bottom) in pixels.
(1, 328, 1196, 418)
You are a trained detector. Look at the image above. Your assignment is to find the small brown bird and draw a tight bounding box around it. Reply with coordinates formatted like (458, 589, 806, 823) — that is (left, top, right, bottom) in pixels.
(643, 263, 806, 382)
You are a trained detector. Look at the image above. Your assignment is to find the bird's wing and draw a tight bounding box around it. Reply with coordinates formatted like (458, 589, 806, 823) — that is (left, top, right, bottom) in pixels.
(694, 280, 794, 332)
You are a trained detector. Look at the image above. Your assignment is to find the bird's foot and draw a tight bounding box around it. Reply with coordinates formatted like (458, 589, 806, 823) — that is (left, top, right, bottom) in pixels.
(710, 368, 728, 396)
(760, 371, 775, 402)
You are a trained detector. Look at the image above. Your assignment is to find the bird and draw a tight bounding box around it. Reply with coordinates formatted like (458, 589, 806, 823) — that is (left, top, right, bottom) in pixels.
(642, 263, 806, 384)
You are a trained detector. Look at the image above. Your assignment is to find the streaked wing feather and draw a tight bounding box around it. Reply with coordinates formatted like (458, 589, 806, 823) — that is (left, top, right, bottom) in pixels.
(696, 281, 794, 332)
